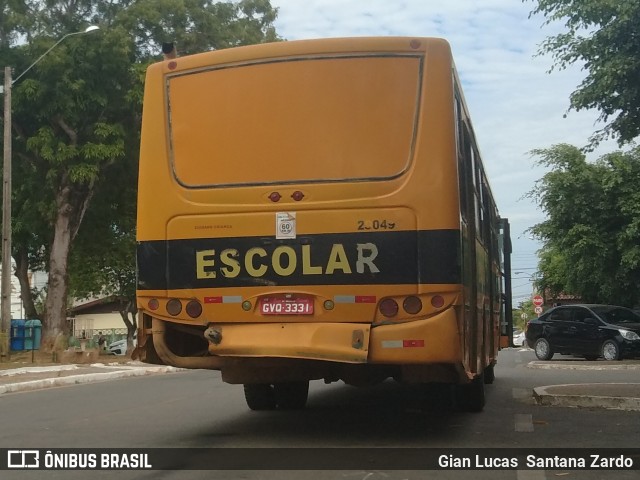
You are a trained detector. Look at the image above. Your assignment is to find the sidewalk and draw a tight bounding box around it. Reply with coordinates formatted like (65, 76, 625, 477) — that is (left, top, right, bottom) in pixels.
(0, 351, 183, 395)
(533, 382, 640, 410)
(526, 358, 640, 411)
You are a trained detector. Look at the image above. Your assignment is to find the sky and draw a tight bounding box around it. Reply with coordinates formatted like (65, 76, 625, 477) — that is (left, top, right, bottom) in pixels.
(269, 0, 620, 305)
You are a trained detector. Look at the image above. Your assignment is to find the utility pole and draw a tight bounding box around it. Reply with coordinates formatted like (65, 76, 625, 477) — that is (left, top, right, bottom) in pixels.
(1, 66, 12, 360)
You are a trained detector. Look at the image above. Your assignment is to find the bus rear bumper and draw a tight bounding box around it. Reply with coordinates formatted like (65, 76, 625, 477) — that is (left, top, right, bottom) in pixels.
(204, 307, 460, 365)
(206, 321, 370, 364)
(140, 309, 464, 384)
(368, 307, 462, 364)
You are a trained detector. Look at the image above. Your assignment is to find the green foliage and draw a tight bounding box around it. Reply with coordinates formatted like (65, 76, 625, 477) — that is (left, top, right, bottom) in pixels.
(0, 0, 281, 333)
(513, 299, 536, 329)
(528, 144, 640, 306)
(528, 0, 640, 146)
(116, 0, 281, 58)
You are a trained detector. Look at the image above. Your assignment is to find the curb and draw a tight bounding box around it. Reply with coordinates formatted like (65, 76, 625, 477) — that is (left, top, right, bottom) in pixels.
(0, 364, 80, 376)
(528, 361, 640, 371)
(533, 384, 640, 411)
(0, 365, 183, 395)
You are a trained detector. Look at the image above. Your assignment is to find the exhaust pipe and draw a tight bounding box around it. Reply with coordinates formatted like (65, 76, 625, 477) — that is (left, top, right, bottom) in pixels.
(151, 317, 224, 370)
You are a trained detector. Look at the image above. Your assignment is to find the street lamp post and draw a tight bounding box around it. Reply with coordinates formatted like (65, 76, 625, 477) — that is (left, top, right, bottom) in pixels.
(0, 25, 99, 360)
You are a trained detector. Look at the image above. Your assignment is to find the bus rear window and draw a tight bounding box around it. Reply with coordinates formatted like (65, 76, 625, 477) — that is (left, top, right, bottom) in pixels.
(167, 55, 422, 187)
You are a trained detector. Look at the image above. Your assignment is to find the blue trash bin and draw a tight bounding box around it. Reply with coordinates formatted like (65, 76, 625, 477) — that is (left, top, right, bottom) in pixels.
(10, 319, 26, 351)
(24, 320, 42, 350)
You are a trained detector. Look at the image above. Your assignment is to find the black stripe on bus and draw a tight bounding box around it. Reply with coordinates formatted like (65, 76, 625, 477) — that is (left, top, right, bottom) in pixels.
(136, 230, 461, 291)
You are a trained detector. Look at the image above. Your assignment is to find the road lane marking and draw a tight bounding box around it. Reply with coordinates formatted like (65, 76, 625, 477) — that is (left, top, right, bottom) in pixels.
(512, 387, 530, 399)
(514, 413, 534, 432)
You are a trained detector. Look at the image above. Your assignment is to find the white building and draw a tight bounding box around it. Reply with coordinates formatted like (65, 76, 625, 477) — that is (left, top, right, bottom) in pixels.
(0, 260, 28, 320)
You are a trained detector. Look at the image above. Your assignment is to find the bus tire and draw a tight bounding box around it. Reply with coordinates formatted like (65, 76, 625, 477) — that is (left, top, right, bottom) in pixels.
(420, 383, 454, 411)
(483, 364, 495, 385)
(274, 381, 309, 410)
(243, 384, 276, 410)
(455, 373, 485, 413)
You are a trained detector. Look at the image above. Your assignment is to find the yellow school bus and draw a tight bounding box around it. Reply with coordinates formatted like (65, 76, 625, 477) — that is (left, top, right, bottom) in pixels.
(135, 37, 512, 412)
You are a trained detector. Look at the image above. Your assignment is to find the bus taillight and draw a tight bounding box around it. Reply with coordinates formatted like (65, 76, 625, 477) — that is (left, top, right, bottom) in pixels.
(431, 295, 445, 308)
(167, 299, 182, 316)
(186, 300, 203, 318)
(403, 296, 423, 314)
(379, 298, 399, 317)
(148, 299, 159, 311)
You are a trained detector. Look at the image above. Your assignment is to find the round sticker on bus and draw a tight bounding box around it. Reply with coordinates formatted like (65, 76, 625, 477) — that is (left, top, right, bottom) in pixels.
(276, 212, 296, 239)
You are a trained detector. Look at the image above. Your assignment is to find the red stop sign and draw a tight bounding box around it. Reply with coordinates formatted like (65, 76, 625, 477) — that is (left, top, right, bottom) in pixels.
(532, 295, 544, 307)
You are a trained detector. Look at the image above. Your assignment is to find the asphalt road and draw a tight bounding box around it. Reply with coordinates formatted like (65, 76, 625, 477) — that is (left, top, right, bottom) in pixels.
(1, 348, 638, 480)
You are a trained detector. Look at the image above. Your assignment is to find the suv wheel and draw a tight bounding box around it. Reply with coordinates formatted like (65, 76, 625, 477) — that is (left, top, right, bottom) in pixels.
(602, 340, 622, 361)
(534, 338, 554, 361)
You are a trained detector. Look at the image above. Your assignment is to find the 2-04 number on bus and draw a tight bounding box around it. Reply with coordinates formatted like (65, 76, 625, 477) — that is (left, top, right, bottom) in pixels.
(357, 220, 396, 231)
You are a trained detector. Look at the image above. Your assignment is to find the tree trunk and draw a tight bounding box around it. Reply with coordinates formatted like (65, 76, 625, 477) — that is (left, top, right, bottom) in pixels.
(119, 299, 138, 353)
(14, 246, 39, 319)
(42, 177, 94, 351)
(43, 200, 73, 349)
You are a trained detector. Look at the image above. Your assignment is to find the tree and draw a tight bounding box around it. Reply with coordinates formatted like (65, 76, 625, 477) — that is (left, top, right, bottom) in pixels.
(529, 0, 640, 146)
(513, 299, 535, 330)
(9, 22, 137, 349)
(68, 151, 139, 349)
(527, 144, 640, 306)
(1, 0, 281, 350)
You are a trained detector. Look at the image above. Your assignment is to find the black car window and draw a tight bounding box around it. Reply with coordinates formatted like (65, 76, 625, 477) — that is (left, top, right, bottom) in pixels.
(591, 306, 640, 325)
(572, 308, 593, 323)
(549, 308, 572, 322)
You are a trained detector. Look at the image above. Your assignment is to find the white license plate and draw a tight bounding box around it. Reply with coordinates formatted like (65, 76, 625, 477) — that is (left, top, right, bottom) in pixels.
(260, 298, 314, 315)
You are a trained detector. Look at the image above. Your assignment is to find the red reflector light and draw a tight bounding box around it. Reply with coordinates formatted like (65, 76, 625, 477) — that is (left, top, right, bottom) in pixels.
(403, 296, 422, 314)
(355, 295, 376, 303)
(379, 298, 399, 317)
(291, 191, 304, 201)
(431, 295, 445, 308)
(167, 299, 182, 316)
(148, 299, 159, 311)
(269, 192, 281, 202)
(186, 300, 202, 318)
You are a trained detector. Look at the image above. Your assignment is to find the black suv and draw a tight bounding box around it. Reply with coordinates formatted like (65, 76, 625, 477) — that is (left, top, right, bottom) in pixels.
(525, 304, 640, 361)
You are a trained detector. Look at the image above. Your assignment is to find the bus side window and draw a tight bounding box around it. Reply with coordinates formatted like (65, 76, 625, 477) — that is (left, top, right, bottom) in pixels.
(455, 95, 469, 221)
(458, 123, 475, 227)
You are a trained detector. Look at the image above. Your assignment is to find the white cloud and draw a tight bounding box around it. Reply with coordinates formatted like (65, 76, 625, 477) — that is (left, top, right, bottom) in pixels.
(269, 0, 622, 289)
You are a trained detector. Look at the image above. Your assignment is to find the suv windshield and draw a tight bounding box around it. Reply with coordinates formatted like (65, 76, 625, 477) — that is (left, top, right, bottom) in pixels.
(591, 306, 640, 325)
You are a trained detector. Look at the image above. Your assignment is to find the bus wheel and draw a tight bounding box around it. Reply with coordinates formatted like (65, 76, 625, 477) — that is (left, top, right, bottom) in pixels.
(274, 381, 309, 410)
(420, 383, 454, 412)
(483, 364, 495, 385)
(455, 373, 485, 413)
(243, 384, 276, 410)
